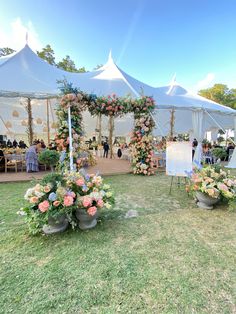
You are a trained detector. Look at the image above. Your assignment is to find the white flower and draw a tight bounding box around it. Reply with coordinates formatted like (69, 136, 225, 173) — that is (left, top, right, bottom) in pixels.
(106, 191, 113, 198)
(104, 202, 111, 209)
(103, 184, 110, 190)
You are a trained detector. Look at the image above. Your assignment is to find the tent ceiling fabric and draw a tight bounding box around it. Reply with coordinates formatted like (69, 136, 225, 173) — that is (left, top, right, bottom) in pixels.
(0, 44, 235, 136)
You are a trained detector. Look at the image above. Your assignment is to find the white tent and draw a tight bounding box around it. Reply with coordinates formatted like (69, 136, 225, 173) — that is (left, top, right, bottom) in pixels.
(152, 80, 236, 165)
(0, 44, 235, 162)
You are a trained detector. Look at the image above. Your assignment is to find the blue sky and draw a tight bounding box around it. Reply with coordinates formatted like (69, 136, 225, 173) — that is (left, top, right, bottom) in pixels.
(0, 0, 236, 91)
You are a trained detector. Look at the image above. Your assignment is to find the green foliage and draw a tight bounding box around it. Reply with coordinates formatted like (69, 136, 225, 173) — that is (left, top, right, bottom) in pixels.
(212, 147, 227, 159)
(38, 149, 60, 166)
(93, 64, 103, 70)
(199, 84, 236, 109)
(218, 136, 224, 143)
(41, 172, 64, 186)
(0, 47, 15, 57)
(57, 55, 79, 72)
(37, 44, 56, 65)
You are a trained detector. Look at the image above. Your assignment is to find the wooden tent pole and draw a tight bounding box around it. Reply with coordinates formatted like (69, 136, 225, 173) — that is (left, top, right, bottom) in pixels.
(46, 99, 50, 145)
(27, 98, 34, 145)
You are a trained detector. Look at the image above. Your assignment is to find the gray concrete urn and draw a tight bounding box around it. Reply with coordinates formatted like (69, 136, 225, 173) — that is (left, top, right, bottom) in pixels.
(43, 214, 69, 235)
(196, 191, 220, 210)
(76, 208, 98, 230)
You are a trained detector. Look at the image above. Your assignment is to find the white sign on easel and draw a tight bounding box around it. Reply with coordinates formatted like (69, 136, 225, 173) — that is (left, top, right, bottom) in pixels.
(166, 142, 192, 177)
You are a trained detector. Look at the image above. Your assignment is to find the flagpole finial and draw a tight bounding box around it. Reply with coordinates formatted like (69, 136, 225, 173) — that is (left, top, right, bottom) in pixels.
(25, 32, 28, 44)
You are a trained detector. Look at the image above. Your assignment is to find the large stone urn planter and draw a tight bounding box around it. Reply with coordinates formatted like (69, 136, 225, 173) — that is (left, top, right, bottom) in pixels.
(76, 208, 98, 230)
(196, 191, 220, 210)
(43, 214, 69, 235)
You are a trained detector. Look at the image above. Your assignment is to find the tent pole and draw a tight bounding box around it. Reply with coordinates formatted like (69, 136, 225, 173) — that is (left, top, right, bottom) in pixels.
(169, 109, 175, 139)
(26, 98, 33, 145)
(98, 113, 102, 145)
(109, 115, 114, 159)
(68, 105, 74, 171)
(46, 99, 50, 145)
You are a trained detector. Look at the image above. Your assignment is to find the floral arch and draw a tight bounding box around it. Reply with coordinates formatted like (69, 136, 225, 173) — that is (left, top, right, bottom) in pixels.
(55, 82, 156, 175)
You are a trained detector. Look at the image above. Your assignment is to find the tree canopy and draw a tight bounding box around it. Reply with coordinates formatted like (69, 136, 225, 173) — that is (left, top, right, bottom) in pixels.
(199, 84, 236, 109)
(36, 44, 56, 65)
(0, 47, 16, 57)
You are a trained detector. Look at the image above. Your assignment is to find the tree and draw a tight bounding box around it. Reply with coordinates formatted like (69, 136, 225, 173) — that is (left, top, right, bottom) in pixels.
(37, 44, 56, 65)
(77, 66, 87, 73)
(0, 47, 15, 57)
(57, 55, 87, 73)
(199, 84, 236, 109)
(93, 64, 103, 70)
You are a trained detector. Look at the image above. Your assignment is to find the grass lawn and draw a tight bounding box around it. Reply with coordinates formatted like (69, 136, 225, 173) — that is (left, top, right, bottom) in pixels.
(1, 173, 236, 313)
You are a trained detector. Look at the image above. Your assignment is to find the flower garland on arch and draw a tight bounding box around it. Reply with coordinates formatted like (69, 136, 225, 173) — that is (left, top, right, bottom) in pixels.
(55, 81, 97, 170)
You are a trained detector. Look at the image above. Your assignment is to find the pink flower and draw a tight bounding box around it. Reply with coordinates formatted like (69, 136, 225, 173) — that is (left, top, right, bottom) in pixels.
(76, 179, 85, 186)
(63, 195, 74, 207)
(38, 200, 50, 213)
(53, 200, 60, 207)
(82, 197, 92, 208)
(87, 206, 97, 216)
(97, 199, 104, 208)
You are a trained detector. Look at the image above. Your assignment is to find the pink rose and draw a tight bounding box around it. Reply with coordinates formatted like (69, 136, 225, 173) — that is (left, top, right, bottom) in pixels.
(87, 206, 97, 216)
(97, 199, 104, 208)
(76, 179, 85, 186)
(53, 200, 60, 207)
(38, 200, 50, 213)
(63, 195, 74, 207)
(82, 197, 92, 208)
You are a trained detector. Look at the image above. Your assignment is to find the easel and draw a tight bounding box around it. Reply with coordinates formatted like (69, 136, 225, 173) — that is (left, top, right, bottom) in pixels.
(169, 175, 188, 194)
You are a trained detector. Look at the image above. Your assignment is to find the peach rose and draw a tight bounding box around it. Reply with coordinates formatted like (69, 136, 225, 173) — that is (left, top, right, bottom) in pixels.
(30, 196, 39, 204)
(44, 186, 51, 193)
(87, 206, 97, 216)
(53, 200, 60, 207)
(38, 200, 50, 213)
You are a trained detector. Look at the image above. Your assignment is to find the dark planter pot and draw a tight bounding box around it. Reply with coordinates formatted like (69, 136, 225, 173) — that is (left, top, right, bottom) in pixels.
(43, 214, 68, 235)
(75, 208, 98, 230)
(196, 191, 220, 210)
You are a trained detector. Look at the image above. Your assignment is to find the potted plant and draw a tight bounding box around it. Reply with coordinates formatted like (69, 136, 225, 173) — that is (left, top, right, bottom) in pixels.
(22, 171, 115, 234)
(186, 165, 236, 209)
(64, 171, 115, 230)
(38, 149, 60, 171)
(212, 147, 227, 161)
(23, 173, 75, 235)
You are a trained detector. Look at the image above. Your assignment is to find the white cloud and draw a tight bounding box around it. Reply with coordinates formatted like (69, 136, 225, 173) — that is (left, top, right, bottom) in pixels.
(0, 17, 42, 51)
(194, 73, 215, 91)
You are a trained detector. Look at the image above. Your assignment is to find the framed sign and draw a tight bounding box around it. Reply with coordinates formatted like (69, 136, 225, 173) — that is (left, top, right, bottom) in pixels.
(166, 141, 192, 177)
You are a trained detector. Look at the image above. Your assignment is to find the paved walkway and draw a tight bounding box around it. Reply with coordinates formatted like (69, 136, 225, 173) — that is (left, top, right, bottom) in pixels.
(0, 158, 132, 183)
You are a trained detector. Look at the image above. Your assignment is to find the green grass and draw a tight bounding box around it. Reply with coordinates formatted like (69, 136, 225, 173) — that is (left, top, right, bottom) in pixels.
(1, 174, 236, 313)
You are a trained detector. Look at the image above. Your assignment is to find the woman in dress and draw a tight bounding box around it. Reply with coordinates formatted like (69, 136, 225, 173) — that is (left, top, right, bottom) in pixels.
(25, 141, 41, 172)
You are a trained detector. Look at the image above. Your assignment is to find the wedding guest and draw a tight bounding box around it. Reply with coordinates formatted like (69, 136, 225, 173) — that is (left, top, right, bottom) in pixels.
(25, 141, 42, 172)
(103, 141, 109, 158)
(0, 148, 5, 171)
(13, 139, 18, 148)
(117, 145, 122, 159)
(7, 139, 13, 148)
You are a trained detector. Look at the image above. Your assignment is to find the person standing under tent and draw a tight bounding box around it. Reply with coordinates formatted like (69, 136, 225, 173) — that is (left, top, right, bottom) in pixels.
(25, 141, 42, 172)
(103, 141, 109, 158)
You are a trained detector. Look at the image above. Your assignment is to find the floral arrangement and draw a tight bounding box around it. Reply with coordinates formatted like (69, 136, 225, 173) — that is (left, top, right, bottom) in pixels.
(87, 94, 156, 117)
(130, 114, 155, 175)
(22, 171, 114, 234)
(186, 165, 236, 202)
(55, 81, 97, 170)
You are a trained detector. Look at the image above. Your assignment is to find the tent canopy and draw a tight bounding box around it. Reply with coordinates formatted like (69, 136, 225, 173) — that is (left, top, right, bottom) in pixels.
(0, 44, 235, 138)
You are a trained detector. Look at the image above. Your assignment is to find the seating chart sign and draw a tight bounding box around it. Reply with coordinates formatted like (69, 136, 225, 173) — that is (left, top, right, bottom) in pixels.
(166, 142, 192, 177)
